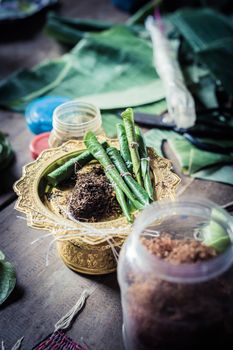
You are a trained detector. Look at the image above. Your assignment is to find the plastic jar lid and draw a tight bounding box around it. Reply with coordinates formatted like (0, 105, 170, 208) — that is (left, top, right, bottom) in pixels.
(25, 96, 70, 135)
(29, 132, 50, 159)
(53, 100, 102, 134)
(49, 100, 103, 147)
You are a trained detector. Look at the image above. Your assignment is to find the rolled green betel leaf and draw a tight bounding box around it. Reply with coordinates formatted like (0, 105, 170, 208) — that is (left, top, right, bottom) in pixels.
(135, 126, 154, 201)
(202, 208, 231, 253)
(106, 146, 150, 206)
(116, 123, 133, 173)
(121, 108, 143, 186)
(47, 141, 108, 186)
(105, 172, 132, 223)
(84, 131, 143, 210)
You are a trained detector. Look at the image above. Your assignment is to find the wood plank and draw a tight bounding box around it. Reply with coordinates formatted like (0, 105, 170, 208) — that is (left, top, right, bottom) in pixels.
(0, 202, 123, 349)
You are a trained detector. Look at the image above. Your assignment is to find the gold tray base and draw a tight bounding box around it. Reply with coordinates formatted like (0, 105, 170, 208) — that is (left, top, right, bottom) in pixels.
(14, 140, 180, 275)
(57, 243, 117, 275)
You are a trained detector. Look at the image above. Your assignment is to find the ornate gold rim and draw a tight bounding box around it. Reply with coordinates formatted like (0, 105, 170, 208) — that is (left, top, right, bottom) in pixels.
(14, 139, 181, 246)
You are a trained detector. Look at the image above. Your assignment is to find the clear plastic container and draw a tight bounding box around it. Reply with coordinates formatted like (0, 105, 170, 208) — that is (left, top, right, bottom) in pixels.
(118, 198, 233, 350)
(48, 100, 103, 147)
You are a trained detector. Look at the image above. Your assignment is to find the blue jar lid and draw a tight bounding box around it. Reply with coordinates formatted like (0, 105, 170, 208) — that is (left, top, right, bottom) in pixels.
(25, 96, 70, 134)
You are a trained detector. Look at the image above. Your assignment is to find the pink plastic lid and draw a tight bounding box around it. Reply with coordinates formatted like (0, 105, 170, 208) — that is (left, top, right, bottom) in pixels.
(29, 132, 50, 159)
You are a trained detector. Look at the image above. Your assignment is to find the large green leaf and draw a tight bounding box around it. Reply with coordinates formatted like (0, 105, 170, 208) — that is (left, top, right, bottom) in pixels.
(171, 8, 233, 96)
(0, 26, 165, 111)
(144, 129, 177, 157)
(144, 129, 233, 185)
(189, 148, 233, 174)
(102, 113, 120, 138)
(46, 13, 113, 45)
(134, 99, 167, 115)
(0, 252, 16, 305)
(78, 81, 165, 110)
(192, 164, 233, 185)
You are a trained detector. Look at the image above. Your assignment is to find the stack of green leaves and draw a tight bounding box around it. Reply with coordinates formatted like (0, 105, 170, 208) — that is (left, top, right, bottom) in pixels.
(0, 250, 16, 305)
(171, 8, 233, 97)
(0, 25, 166, 122)
(0, 131, 14, 170)
(144, 129, 233, 185)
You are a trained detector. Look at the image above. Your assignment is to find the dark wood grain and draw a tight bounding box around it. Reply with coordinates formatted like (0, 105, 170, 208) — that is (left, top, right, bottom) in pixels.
(0, 202, 123, 350)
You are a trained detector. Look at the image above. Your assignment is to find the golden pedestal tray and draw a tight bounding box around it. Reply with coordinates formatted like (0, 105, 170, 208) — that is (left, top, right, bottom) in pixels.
(14, 139, 180, 275)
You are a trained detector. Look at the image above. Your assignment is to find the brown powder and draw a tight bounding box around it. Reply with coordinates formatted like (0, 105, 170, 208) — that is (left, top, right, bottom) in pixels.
(141, 233, 217, 264)
(68, 166, 121, 222)
(125, 234, 233, 350)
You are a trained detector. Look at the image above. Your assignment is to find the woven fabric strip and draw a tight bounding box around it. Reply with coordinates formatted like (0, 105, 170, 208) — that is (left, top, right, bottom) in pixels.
(32, 331, 87, 350)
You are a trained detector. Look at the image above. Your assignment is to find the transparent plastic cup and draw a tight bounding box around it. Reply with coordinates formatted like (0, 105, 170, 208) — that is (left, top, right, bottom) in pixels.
(118, 198, 233, 350)
(48, 100, 103, 147)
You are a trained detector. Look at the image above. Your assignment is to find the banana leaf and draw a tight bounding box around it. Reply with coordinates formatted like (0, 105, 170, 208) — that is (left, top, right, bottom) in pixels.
(102, 113, 121, 139)
(46, 13, 113, 45)
(188, 148, 233, 174)
(144, 129, 176, 157)
(144, 129, 233, 185)
(45, 1, 159, 46)
(78, 81, 165, 110)
(171, 8, 233, 96)
(192, 164, 233, 185)
(0, 26, 165, 111)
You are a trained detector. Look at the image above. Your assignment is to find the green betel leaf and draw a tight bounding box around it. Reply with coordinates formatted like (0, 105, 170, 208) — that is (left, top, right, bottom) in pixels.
(121, 108, 143, 186)
(202, 209, 231, 253)
(0, 256, 16, 305)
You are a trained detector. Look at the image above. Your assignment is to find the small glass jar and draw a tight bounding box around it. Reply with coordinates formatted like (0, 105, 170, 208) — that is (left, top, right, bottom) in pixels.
(118, 198, 233, 350)
(48, 100, 103, 147)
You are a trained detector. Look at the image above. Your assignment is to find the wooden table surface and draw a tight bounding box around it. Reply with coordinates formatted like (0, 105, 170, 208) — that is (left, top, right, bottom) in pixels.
(0, 1, 233, 349)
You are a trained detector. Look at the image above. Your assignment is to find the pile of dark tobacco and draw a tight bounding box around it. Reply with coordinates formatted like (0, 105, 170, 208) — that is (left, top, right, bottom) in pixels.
(68, 166, 121, 222)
